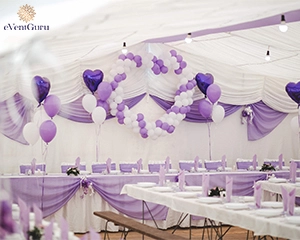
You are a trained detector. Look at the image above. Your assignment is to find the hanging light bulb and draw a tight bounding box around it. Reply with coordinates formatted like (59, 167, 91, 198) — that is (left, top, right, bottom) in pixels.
(121, 42, 128, 54)
(279, 14, 288, 32)
(185, 33, 193, 43)
(265, 49, 270, 61)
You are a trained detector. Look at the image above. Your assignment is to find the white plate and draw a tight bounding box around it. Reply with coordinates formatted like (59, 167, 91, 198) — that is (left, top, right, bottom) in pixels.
(139, 170, 150, 174)
(286, 216, 300, 225)
(174, 192, 198, 198)
(137, 182, 156, 188)
(261, 201, 283, 208)
(196, 168, 207, 172)
(184, 186, 203, 192)
(167, 169, 178, 173)
(281, 166, 289, 170)
(79, 170, 90, 175)
(255, 209, 282, 217)
(242, 196, 255, 202)
(109, 170, 121, 175)
(197, 197, 221, 204)
(224, 167, 233, 172)
(224, 203, 249, 210)
(268, 178, 287, 183)
(152, 186, 173, 192)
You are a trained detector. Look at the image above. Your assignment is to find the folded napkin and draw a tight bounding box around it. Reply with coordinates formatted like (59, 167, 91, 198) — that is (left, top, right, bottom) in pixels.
(158, 165, 165, 186)
(44, 221, 53, 240)
(278, 153, 283, 170)
(18, 197, 29, 238)
(254, 183, 262, 208)
(33, 204, 42, 226)
(60, 217, 69, 240)
(226, 176, 233, 202)
(290, 160, 297, 183)
(106, 158, 112, 174)
(281, 186, 288, 212)
(202, 174, 210, 197)
(221, 155, 226, 171)
(165, 156, 170, 172)
(194, 156, 199, 171)
(178, 170, 185, 191)
(75, 157, 80, 168)
(252, 154, 257, 170)
(31, 158, 36, 175)
(289, 188, 296, 216)
(137, 158, 142, 173)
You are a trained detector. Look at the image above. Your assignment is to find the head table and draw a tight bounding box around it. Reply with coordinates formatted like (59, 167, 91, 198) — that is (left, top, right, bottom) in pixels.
(0, 170, 297, 233)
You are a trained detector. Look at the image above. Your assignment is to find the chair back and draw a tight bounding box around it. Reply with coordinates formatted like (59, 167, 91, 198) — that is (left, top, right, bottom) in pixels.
(61, 162, 86, 173)
(119, 163, 139, 173)
(236, 158, 257, 170)
(148, 162, 167, 173)
(290, 159, 300, 168)
(20, 163, 46, 174)
(263, 159, 284, 168)
(91, 162, 116, 173)
(204, 160, 224, 171)
(179, 160, 202, 171)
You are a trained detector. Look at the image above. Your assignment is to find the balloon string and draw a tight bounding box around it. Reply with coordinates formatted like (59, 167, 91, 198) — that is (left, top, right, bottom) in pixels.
(207, 120, 212, 161)
(42, 143, 48, 163)
(95, 124, 101, 162)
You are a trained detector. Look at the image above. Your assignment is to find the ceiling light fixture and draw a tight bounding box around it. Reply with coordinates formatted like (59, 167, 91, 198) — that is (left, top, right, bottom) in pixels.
(185, 33, 193, 43)
(279, 14, 288, 32)
(265, 48, 270, 61)
(122, 42, 128, 54)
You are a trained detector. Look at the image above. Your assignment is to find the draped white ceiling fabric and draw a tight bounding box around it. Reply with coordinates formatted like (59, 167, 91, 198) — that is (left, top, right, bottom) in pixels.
(1, 0, 300, 173)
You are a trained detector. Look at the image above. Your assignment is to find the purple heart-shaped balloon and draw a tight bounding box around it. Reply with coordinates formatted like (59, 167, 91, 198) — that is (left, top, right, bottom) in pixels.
(285, 81, 300, 105)
(31, 76, 51, 106)
(195, 73, 214, 95)
(83, 69, 104, 93)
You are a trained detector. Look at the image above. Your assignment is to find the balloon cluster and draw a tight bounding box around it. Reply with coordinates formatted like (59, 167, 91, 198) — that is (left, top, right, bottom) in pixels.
(195, 73, 224, 123)
(285, 81, 300, 132)
(82, 69, 109, 125)
(108, 49, 196, 139)
(23, 76, 61, 145)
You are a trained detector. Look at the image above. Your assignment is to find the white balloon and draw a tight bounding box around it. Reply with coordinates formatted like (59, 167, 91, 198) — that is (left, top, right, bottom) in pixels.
(124, 117, 131, 125)
(110, 109, 117, 116)
(154, 127, 162, 136)
(110, 102, 117, 110)
(115, 96, 123, 104)
(23, 122, 39, 145)
(82, 94, 97, 113)
(91, 107, 106, 125)
(290, 116, 300, 132)
(212, 105, 225, 123)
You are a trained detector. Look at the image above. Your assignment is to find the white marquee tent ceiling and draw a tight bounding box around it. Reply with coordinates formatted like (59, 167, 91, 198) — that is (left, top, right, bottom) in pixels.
(1, 0, 300, 112)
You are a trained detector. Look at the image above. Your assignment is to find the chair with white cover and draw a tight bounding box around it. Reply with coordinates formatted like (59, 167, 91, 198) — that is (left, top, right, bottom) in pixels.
(61, 162, 86, 173)
(19, 162, 46, 174)
(204, 160, 224, 171)
(91, 162, 116, 173)
(148, 161, 167, 173)
(178, 160, 203, 171)
(236, 158, 257, 170)
(119, 163, 139, 173)
(263, 159, 284, 168)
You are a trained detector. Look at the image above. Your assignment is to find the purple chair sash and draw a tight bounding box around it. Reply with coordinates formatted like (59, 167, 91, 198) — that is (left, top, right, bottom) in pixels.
(92, 163, 116, 173)
(61, 164, 86, 173)
(204, 161, 224, 171)
(263, 159, 284, 167)
(179, 161, 202, 171)
(119, 163, 140, 173)
(236, 161, 258, 170)
(20, 163, 46, 174)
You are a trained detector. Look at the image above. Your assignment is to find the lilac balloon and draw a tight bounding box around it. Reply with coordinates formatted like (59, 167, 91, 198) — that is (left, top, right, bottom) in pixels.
(176, 55, 183, 62)
(117, 102, 125, 111)
(198, 99, 213, 118)
(167, 125, 175, 133)
(174, 68, 182, 75)
(138, 120, 146, 128)
(207, 84, 221, 104)
(82, 69, 103, 94)
(171, 106, 180, 114)
(114, 74, 123, 82)
(180, 61, 187, 68)
(97, 100, 109, 113)
(126, 52, 134, 60)
(155, 120, 162, 127)
(121, 73, 127, 80)
(161, 122, 169, 130)
(44, 95, 61, 118)
(31, 76, 51, 106)
(152, 56, 157, 62)
(179, 106, 188, 114)
(39, 120, 57, 144)
(118, 118, 124, 124)
(179, 85, 187, 92)
(136, 62, 142, 68)
(152, 64, 160, 75)
(160, 66, 168, 74)
(186, 82, 194, 90)
(116, 111, 124, 119)
(118, 54, 126, 60)
(97, 82, 112, 101)
(134, 55, 142, 63)
(137, 113, 144, 121)
(170, 50, 177, 56)
(156, 59, 164, 67)
(140, 128, 147, 135)
(195, 73, 214, 95)
(110, 81, 118, 90)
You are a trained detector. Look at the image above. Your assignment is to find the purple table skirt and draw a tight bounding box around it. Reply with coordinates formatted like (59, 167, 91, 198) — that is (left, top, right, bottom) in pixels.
(5, 170, 297, 221)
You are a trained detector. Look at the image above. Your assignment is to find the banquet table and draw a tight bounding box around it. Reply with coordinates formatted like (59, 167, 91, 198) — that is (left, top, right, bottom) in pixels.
(121, 183, 300, 240)
(0, 170, 297, 233)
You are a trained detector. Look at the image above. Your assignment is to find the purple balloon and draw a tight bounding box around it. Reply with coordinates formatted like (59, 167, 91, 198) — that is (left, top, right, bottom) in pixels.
(126, 52, 134, 60)
(138, 120, 146, 128)
(170, 50, 177, 56)
(110, 81, 118, 90)
(167, 125, 175, 133)
(155, 120, 162, 127)
(44, 95, 61, 118)
(174, 68, 182, 75)
(140, 128, 147, 135)
(114, 74, 123, 82)
(134, 55, 142, 63)
(156, 59, 164, 67)
(31, 76, 51, 106)
(118, 118, 124, 124)
(118, 54, 126, 60)
(121, 73, 127, 80)
(179, 85, 187, 92)
(117, 102, 125, 111)
(198, 99, 213, 118)
(116, 111, 124, 119)
(195, 73, 214, 95)
(97, 82, 112, 101)
(285, 81, 300, 104)
(176, 55, 183, 62)
(83, 69, 103, 94)
(160, 66, 168, 74)
(137, 113, 144, 121)
(186, 82, 194, 90)
(39, 120, 57, 144)
(180, 61, 187, 68)
(161, 122, 169, 130)
(97, 100, 109, 113)
(207, 84, 221, 104)
(136, 61, 142, 68)
(171, 106, 180, 114)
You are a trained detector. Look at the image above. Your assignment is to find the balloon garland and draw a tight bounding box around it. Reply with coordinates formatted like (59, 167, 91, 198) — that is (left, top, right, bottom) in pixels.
(108, 49, 196, 139)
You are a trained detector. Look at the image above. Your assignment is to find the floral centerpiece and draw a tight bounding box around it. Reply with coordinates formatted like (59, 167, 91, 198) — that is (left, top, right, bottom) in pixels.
(80, 176, 94, 198)
(66, 167, 80, 176)
(259, 163, 276, 172)
(27, 226, 43, 240)
(208, 187, 226, 197)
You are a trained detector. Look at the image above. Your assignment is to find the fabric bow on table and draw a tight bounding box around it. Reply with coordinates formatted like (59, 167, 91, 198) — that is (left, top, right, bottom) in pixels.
(281, 187, 296, 215)
(226, 176, 233, 202)
(75, 157, 80, 168)
(278, 153, 283, 170)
